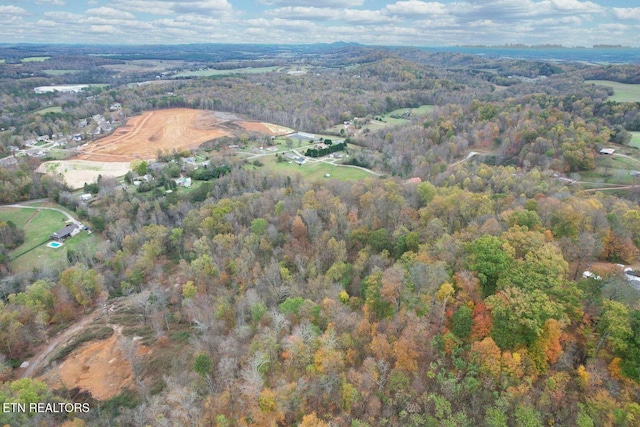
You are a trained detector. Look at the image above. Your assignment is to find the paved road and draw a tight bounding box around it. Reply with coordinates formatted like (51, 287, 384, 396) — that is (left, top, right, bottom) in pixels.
(1, 203, 80, 225)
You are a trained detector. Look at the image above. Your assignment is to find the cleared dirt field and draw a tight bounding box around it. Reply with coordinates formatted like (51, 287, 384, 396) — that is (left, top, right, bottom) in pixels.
(40, 328, 137, 401)
(38, 160, 130, 189)
(75, 109, 229, 162)
(241, 121, 294, 135)
(75, 108, 293, 162)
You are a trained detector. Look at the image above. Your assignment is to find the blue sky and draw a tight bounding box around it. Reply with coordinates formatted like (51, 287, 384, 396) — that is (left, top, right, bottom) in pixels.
(1, 0, 639, 46)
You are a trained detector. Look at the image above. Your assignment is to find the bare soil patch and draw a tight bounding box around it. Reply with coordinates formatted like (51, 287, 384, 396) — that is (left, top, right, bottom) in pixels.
(40, 329, 135, 401)
(75, 109, 229, 162)
(239, 121, 294, 136)
(37, 160, 130, 189)
(67, 108, 293, 163)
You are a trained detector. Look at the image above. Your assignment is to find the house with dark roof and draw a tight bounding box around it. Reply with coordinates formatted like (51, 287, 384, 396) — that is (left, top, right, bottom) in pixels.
(50, 224, 79, 241)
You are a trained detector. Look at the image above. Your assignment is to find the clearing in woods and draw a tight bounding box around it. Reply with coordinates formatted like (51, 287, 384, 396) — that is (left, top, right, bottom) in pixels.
(629, 131, 640, 149)
(74, 108, 293, 162)
(584, 80, 640, 103)
(37, 160, 131, 189)
(39, 326, 138, 401)
(74, 109, 229, 162)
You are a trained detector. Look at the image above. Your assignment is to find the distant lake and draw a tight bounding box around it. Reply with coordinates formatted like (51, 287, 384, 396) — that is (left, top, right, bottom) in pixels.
(423, 47, 640, 64)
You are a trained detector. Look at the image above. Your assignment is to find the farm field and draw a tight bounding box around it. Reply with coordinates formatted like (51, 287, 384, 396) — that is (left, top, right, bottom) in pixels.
(172, 66, 278, 78)
(43, 69, 81, 75)
(585, 80, 640, 102)
(22, 56, 50, 62)
(101, 59, 186, 73)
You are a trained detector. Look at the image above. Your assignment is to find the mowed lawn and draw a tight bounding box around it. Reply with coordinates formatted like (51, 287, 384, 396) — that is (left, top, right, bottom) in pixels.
(0, 206, 103, 273)
(257, 155, 375, 181)
(585, 80, 640, 103)
(376, 105, 435, 124)
(12, 232, 102, 274)
(629, 132, 640, 149)
(328, 104, 436, 134)
(35, 106, 63, 115)
(0, 207, 69, 257)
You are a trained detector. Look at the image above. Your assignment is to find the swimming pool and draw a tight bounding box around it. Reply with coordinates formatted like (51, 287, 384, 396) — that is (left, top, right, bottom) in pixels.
(47, 241, 63, 248)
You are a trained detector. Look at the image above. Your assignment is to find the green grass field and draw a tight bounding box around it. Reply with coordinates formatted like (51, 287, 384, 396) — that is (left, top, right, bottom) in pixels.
(0, 207, 69, 257)
(629, 132, 640, 149)
(256, 155, 374, 181)
(326, 105, 435, 134)
(573, 153, 640, 186)
(22, 56, 50, 62)
(34, 106, 62, 115)
(0, 205, 103, 273)
(43, 149, 74, 161)
(12, 231, 101, 274)
(172, 66, 278, 78)
(585, 80, 640, 103)
(43, 69, 81, 75)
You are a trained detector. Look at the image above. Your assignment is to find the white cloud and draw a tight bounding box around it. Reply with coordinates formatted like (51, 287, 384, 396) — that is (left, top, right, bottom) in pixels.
(110, 0, 175, 15)
(597, 23, 628, 32)
(247, 17, 317, 30)
(89, 24, 122, 34)
(0, 5, 28, 14)
(0, 0, 638, 47)
(384, 1, 448, 17)
(34, 19, 58, 27)
(109, 0, 233, 17)
(550, 0, 603, 13)
(258, 0, 365, 7)
(43, 11, 82, 21)
(265, 6, 391, 24)
(36, 0, 66, 5)
(612, 7, 640, 22)
(86, 7, 136, 19)
(173, 0, 232, 14)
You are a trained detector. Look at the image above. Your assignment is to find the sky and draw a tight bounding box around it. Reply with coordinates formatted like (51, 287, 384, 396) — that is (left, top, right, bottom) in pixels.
(1, 0, 639, 47)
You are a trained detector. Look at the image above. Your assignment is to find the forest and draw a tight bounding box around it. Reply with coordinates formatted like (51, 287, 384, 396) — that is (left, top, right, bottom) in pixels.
(0, 44, 639, 426)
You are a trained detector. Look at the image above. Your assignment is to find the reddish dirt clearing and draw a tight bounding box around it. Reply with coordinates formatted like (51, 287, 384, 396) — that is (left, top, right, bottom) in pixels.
(40, 331, 135, 401)
(75, 109, 229, 162)
(240, 121, 294, 135)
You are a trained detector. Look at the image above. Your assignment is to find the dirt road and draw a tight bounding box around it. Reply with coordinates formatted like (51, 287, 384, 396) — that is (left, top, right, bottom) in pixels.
(19, 307, 104, 379)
